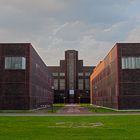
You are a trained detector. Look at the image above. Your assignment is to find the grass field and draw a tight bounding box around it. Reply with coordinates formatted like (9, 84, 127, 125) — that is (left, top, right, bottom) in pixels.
(0, 115, 140, 140)
(0, 104, 64, 114)
(80, 104, 140, 113)
(80, 104, 116, 112)
(52, 104, 64, 112)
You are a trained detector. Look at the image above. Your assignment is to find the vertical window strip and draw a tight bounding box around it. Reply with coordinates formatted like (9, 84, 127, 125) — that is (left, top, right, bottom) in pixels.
(122, 57, 125, 69)
(122, 57, 140, 69)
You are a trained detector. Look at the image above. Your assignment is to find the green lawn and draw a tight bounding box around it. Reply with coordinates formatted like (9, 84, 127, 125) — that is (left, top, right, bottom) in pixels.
(0, 116, 140, 140)
(0, 104, 64, 114)
(88, 106, 116, 112)
(80, 104, 116, 112)
(51, 104, 64, 113)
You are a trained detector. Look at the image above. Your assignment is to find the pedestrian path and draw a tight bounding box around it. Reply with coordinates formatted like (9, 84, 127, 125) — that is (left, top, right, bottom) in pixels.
(57, 104, 92, 114)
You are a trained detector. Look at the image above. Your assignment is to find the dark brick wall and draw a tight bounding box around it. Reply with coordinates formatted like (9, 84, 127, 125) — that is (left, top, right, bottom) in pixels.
(0, 43, 54, 110)
(90, 45, 118, 109)
(29, 45, 54, 109)
(0, 43, 29, 109)
(118, 43, 140, 109)
(91, 43, 140, 110)
(48, 50, 94, 103)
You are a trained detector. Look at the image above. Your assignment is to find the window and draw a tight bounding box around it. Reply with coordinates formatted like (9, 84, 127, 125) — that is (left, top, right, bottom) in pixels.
(52, 73, 58, 76)
(5, 57, 26, 69)
(54, 79, 58, 90)
(85, 79, 90, 90)
(122, 57, 140, 69)
(68, 53, 75, 90)
(60, 79, 65, 90)
(136, 57, 140, 68)
(78, 79, 83, 90)
(78, 72, 83, 76)
(85, 73, 90, 76)
(60, 72, 65, 76)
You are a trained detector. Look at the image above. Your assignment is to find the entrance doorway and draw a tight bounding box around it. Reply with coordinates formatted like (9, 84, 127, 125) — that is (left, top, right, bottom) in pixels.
(69, 90, 74, 103)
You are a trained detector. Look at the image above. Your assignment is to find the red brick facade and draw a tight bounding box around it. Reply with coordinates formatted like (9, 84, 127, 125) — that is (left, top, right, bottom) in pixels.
(0, 43, 53, 110)
(90, 43, 140, 109)
(48, 50, 94, 103)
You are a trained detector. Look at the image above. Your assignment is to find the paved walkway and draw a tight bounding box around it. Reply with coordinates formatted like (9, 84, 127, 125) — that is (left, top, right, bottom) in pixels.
(0, 112, 140, 116)
(0, 104, 140, 116)
(57, 104, 94, 114)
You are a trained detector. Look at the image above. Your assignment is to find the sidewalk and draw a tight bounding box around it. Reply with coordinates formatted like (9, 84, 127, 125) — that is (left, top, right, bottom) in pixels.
(57, 104, 94, 114)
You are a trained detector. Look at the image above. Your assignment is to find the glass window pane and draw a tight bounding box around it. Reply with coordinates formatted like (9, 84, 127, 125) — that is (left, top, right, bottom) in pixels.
(22, 57, 26, 69)
(122, 57, 125, 69)
(5, 57, 26, 70)
(60, 73, 65, 76)
(60, 79, 65, 90)
(78, 73, 83, 76)
(131, 57, 135, 69)
(129, 57, 132, 69)
(126, 57, 129, 69)
(122, 57, 140, 69)
(54, 79, 58, 90)
(136, 57, 140, 68)
(138, 58, 140, 68)
(85, 79, 90, 90)
(78, 79, 83, 90)
(52, 73, 58, 76)
(85, 73, 90, 76)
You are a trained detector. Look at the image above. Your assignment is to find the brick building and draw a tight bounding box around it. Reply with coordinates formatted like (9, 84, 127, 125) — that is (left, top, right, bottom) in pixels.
(48, 50, 94, 103)
(0, 43, 53, 110)
(90, 43, 140, 109)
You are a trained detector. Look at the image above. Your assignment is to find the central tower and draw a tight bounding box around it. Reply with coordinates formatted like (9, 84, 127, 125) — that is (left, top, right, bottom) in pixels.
(48, 50, 94, 103)
(65, 50, 78, 103)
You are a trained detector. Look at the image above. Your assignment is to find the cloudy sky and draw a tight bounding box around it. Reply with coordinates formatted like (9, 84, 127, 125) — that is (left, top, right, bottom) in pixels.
(0, 0, 140, 66)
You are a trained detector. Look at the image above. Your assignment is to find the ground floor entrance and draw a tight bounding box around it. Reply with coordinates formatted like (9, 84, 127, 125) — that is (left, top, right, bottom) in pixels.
(54, 90, 90, 104)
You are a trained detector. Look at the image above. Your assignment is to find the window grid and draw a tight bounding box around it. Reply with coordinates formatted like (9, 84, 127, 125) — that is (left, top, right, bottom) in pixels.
(52, 73, 58, 76)
(54, 79, 58, 90)
(60, 73, 65, 76)
(122, 57, 140, 69)
(60, 79, 65, 90)
(5, 57, 26, 70)
(78, 73, 83, 76)
(78, 79, 83, 90)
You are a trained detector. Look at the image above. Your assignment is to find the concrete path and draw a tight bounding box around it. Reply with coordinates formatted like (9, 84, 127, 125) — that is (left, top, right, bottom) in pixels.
(57, 104, 92, 114)
(0, 104, 140, 116)
(0, 113, 140, 116)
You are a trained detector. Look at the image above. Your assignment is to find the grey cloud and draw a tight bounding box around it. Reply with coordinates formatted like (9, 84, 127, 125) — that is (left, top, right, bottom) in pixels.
(0, 0, 140, 66)
(52, 0, 133, 24)
(0, 0, 67, 12)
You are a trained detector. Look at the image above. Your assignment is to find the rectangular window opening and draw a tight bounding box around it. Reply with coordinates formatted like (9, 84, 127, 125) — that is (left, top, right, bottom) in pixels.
(5, 57, 26, 70)
(122, 57, 140, 69)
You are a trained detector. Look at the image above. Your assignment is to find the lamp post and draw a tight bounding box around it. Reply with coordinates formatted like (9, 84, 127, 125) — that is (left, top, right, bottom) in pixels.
(51, 86, 54, 112)
(51, 86, 54, 104)
(91, 85, 97, 106)
(63, 97, 66, 104)
(60, 93, 64, 103)
(51, 86, 54, 90)
(78, 96, 81, 104)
